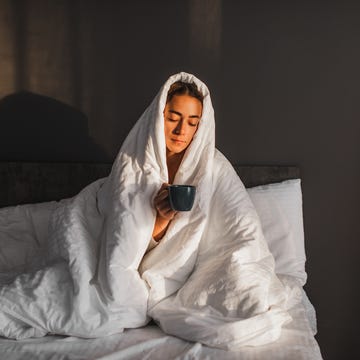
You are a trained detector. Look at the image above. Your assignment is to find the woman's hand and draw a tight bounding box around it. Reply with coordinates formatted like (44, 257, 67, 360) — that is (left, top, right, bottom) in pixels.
(152, 183, 177, 241)
(154, 183, 177, 220)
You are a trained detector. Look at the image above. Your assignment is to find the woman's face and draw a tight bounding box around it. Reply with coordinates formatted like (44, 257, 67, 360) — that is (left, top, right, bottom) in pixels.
(163, 94, 203, 156)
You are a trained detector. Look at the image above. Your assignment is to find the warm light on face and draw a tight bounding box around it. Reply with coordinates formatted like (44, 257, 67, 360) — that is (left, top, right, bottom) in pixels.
(163, 95, 203, 156)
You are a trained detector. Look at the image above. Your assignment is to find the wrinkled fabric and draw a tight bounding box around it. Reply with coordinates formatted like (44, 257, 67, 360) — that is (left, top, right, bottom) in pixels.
(145, 152, 292, 349)
(0, 72, 291, 348)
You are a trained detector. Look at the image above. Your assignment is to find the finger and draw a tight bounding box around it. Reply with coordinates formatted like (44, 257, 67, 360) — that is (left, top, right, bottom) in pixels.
(164, 209, 177, 220)
(156, 200, 171, 213)
(158, 209, 177, 220)
(154, 194, 169, 210)
(158, 188, 169, 200)
(154, 188, 170, 206)
(153, 183, 172, 212)
(155, 183, 169, 197)
(156, 199, 174, 214)
(158, 205, 177, 219)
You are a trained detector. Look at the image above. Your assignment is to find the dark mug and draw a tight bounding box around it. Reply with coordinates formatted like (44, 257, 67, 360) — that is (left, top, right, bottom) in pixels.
(168, 185, 196, 211)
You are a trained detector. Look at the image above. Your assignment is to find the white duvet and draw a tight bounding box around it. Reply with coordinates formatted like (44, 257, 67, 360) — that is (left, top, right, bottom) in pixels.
(0, 72, 292, 349)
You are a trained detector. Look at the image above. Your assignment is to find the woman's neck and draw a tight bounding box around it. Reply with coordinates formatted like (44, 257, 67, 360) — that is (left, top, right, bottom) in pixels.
(166, 150, 185, 184)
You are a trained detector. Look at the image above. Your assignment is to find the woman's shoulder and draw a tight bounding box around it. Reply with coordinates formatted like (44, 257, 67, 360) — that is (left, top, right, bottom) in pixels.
(208, 150, 247, 209)
(212, 149, 244, 187)
(213, 149, 236, 173)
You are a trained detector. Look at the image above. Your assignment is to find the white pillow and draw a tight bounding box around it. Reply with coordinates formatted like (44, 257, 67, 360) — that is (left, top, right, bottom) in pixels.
(0, 201, 57, 273)
(247, 179, 307, 284)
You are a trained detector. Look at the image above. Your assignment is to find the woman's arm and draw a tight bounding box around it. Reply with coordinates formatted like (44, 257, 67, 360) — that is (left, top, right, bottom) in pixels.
(152, 183, 177, 241)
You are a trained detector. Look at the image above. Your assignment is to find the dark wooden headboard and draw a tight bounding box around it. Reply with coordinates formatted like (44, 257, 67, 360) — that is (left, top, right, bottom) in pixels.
(0, 162, 300, 208)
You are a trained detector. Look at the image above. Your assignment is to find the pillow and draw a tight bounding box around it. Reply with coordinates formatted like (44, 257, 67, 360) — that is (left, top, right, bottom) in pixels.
(0, 201, 57, 273)
(247, 179, 307, 284)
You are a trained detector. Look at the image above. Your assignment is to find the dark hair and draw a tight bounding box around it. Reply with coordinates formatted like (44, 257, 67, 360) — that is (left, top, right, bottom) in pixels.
(166, 81, 204, 105)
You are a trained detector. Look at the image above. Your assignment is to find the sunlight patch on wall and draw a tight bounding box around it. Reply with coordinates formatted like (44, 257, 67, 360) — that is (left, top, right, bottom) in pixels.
(0, 0, 16, 97)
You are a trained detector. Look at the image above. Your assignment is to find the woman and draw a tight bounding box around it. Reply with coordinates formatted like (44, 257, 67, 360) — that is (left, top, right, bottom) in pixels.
(151, 80, 203, 246)
(0, 72, 291, 349)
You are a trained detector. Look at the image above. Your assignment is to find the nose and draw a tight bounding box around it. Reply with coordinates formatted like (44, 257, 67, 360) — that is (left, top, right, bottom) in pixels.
(174, 120, 185, 135)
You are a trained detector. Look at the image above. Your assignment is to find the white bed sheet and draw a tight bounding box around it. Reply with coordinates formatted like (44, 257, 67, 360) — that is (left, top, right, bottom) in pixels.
(0, 286, 322, 360)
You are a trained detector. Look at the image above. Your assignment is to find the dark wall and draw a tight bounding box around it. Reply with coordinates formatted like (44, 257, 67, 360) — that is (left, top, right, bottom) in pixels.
(219, 2, 360, 359)
(0, 1, 359, 358)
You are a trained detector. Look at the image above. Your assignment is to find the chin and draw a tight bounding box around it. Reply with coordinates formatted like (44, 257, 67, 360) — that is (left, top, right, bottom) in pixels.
(167, 145, 187, 155)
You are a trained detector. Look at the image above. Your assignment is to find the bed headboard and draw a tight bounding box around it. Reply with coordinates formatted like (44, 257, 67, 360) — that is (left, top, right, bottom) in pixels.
(0, 162, 300, 208)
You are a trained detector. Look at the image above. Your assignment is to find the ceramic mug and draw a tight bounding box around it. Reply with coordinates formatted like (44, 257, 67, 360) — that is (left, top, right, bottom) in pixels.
(168, 185, 196, 211)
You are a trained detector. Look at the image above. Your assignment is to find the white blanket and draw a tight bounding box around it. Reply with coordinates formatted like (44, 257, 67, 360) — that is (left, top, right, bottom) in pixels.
(0, 72, 292, 349)
(0, 280, 322, 360)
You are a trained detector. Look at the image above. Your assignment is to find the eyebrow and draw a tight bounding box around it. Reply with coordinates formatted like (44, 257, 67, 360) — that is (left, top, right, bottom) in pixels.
(168, 110, 201, 119)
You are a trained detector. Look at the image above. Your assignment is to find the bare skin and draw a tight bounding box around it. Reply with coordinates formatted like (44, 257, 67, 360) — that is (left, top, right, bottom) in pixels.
(152, 95, 202, 241)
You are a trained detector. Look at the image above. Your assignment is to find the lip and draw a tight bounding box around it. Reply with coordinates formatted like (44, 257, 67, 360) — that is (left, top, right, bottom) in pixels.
(171, 139, 186, 144)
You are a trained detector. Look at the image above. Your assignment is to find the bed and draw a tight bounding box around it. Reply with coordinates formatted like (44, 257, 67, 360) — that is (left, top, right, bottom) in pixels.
(0, 162, 322, 359)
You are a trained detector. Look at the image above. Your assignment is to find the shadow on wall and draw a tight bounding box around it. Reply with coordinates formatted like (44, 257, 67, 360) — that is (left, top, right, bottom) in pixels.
(0, 92, 110, 163)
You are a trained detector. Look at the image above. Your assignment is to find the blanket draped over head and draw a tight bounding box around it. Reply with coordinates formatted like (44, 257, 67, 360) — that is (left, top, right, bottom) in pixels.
(0, 72, 292, 349)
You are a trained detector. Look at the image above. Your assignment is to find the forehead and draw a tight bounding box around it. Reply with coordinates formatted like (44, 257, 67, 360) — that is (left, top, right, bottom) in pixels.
(165, 95, 202, 114)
